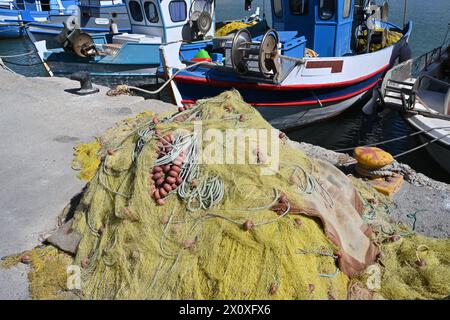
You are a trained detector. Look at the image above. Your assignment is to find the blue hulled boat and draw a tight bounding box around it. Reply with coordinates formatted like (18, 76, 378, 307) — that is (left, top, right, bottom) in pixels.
(27, 0, 132, 48)
(32, 0, 216, 85)
(0, 0, 77, 38)
(160, 0, 413, 130)
(0, 0, 131, 42)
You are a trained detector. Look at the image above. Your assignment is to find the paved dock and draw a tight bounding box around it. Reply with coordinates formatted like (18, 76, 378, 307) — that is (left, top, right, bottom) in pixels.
(0, 69, 176, 299)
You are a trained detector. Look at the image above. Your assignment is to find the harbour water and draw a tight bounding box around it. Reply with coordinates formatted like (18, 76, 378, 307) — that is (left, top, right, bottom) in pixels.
(0, 0, 449, 182)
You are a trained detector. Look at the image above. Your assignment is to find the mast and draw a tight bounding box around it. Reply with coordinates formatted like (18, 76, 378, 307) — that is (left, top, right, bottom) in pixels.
(402, 0, 408, 28)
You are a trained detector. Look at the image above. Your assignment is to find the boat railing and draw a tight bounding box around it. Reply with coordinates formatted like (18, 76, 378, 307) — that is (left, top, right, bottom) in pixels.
(384, 42, 449, 91)
(412, 43, 450, 76)
(415, 74, 450, 95)
(0, 0, 21, 11)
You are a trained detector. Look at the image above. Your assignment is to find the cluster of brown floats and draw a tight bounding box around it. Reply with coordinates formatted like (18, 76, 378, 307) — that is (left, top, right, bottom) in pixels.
(149, 129, 184, 206)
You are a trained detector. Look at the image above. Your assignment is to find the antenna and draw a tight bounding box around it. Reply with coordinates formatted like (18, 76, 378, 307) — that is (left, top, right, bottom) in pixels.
(402, 0, 408, 28)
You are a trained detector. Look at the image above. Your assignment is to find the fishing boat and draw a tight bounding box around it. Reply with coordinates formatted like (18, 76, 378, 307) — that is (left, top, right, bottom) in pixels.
(381, 38, 450, 173)
(160, 0, 413, 130)
(32, 0, 216, 86)
(0, 0, 130, 42)
(27, 0, 131, 48)
(0, 0, 77, 38)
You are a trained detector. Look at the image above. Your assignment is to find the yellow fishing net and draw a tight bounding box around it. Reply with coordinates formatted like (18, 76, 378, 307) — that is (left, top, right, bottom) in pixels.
(1, 246, 72, 300)
(4, 91, 449, 300)
(350, 178, 450, 300)
(216, 21, 257, 37)
(71, 91, 357, 299)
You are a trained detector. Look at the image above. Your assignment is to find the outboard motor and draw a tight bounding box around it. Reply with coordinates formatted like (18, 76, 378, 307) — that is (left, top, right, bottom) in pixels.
(189, 0, 214, 40)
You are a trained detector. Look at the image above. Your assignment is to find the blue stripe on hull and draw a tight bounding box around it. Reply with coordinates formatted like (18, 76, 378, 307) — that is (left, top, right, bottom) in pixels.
(176, 72, 383, 109)
(0, 25, 24, 38)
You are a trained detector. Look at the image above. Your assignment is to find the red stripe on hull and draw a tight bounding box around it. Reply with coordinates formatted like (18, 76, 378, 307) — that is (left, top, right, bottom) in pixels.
(175, 64, 390, 91)
(182, 79, 382, 108)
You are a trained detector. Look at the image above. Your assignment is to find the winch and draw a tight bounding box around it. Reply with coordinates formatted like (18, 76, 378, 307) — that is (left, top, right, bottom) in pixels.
(226, 29, 281, 78)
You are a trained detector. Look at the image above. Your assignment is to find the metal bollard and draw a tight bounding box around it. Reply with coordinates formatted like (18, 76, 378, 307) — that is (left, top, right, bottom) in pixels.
(69, 71, 99, 95)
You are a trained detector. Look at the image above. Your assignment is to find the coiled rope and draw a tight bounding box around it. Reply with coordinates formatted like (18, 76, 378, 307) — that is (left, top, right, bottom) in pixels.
(107, 60, 217, 97)
(0, 50, 36, 59)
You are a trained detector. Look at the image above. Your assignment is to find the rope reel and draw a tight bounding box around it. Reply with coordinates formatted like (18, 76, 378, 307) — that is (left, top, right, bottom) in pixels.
(230, 28, 280, 78)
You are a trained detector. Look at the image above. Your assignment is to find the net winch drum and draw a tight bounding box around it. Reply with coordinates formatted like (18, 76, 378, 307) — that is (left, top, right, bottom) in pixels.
(230, 28, 280, 78)
(189, 0, 214, 38)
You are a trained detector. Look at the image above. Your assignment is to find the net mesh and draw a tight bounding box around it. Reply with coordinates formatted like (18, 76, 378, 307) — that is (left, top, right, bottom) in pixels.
(3, 91, 449, 300)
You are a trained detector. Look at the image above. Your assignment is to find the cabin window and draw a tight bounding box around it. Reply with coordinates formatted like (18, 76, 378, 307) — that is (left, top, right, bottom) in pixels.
(144, 1, 159, 23)
(128, 0, 144, 22)
(289, 0, 309, 15)
(343, 0, 351, 18)
(40, 0, 50, 11)
(169, 0, 187, 22)
(273, 0, 283, 17)
(319, 0, 335, 20)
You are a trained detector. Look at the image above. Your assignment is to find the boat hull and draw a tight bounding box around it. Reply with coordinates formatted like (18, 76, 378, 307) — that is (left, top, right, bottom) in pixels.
(267, 91, 368, 130)
(406, 114, 450, 175)
(0, 23, 24, 38)
(418, 134, 450, 174)
(0, 9, 25, 38)
(46, 59, 159, 86)
(175, 67, 384, 129)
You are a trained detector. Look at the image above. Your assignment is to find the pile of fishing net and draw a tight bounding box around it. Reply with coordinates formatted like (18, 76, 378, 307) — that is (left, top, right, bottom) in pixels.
(43, 91, 450, 299)
(358, 29, 403, 52)
(216, 21, 258, 37)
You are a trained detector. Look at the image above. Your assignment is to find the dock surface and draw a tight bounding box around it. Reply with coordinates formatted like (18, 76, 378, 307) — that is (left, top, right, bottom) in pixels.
(0, 69, 175, 299)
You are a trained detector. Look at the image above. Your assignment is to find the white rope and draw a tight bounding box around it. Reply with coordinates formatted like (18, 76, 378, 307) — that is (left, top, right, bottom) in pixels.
(124, 60, 217, 96)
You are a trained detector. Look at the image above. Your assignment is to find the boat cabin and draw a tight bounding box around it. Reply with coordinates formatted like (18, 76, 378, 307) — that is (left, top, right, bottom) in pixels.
(123, 0, 215, 42)
(271, 0, 354, 57)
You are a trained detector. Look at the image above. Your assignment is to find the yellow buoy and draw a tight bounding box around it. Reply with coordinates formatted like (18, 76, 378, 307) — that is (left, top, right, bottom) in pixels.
(353, 147, 394, 169)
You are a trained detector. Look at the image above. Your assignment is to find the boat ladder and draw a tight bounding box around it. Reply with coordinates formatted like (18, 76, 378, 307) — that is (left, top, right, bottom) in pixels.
(383, 78, 416, 110)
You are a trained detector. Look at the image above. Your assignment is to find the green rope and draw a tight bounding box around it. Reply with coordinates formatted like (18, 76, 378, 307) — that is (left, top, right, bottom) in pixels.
(297, 247, 340, 278)
(320, 268, 340, 278)
(406, 209, 428, 231)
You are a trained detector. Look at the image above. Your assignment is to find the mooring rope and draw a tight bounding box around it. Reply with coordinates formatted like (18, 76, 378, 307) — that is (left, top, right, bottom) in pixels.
(393, 133, 450, 158)
(107, 60, 216, 97)
(333, 126, 450, 152)
(0, 50, 36, 59)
